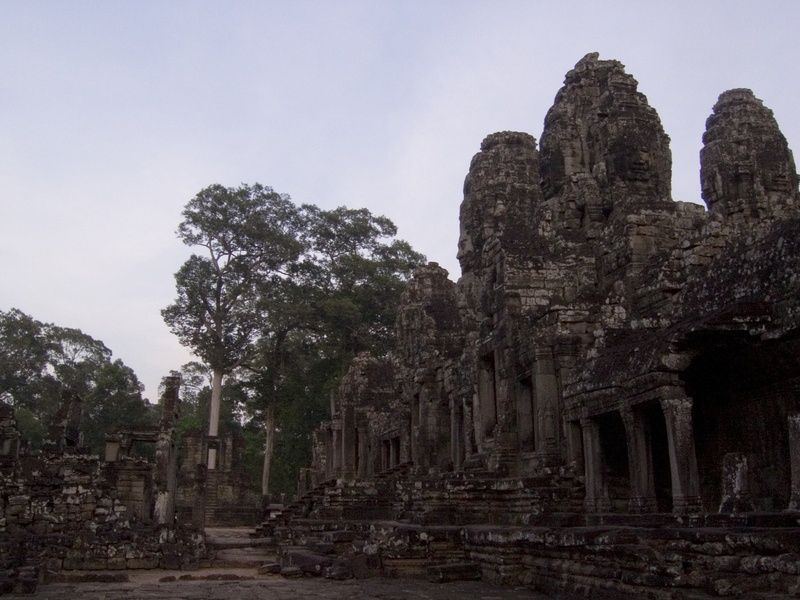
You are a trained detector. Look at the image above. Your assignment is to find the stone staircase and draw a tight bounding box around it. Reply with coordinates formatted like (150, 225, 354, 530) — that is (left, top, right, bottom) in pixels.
(396, 467, 585, 526)
(246, 464, 587, 583)
(204, 527, 278, 570)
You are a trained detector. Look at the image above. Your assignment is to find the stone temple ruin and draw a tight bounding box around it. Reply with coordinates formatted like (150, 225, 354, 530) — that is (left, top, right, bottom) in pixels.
(272, 53, 800, 597)
(2, 53, 800, 598)
(0, 377, 207, 593)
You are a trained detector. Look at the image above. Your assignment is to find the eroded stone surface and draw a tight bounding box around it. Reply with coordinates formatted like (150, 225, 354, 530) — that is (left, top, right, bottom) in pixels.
(293, 53, 800, 599)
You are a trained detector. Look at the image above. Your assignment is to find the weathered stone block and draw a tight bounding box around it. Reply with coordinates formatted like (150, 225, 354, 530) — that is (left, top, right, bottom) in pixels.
(126, 557, 160, 569)
(107, 557, 127, 570)
(258, 561, 282, 574)
(285, 549, 334, 575)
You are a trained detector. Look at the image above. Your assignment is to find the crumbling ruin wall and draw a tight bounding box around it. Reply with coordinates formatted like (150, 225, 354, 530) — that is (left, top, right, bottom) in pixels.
(0, 377, 207, 592)
(0, 450, 205, 572)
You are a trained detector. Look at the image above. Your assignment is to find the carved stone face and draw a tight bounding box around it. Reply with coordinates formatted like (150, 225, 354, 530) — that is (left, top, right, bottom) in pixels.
(539, 145, 565, 200)
(702, 135, 795, 216)
(607, 145, 653, 182)
(760, 140, 796, 194)
(599, 108, 668, 191)
(701, 89, 798, 218)
(456, 225, 476, 272)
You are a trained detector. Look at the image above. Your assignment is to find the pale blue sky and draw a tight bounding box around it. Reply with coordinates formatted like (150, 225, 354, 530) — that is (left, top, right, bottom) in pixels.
(2, 1, 798, 400)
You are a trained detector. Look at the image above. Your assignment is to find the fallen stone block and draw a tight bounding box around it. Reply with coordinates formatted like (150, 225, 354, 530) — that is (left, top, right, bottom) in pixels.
(286, 549, 334, 576)
(324, 563, 352, 580)
(258, 561, 282, 574)
(280, 566, 303, 578)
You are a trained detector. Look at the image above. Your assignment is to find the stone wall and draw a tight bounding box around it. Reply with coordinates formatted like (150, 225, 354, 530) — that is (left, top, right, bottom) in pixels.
(0, 377, 207, 593)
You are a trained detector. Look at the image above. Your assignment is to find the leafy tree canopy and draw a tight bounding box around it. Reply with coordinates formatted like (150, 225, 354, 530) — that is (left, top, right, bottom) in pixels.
(163, 183, 425, 493)
(0, 308, 155, 454)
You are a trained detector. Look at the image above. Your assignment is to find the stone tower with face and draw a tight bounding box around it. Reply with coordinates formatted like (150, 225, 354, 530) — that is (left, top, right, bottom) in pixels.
(700, 88, 798, 224)
(457, 131, 541, 277)
(539, 53, 672, 229)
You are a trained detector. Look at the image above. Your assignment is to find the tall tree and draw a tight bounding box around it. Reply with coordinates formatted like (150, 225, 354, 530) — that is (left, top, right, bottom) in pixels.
(163, 185, 426, 494)
(161, 183, 304, 469)
(249, 205, 425, 495)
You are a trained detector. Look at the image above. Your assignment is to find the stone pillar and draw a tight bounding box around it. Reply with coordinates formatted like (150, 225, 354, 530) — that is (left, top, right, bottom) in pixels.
(477, 354, 498, 445)
(154, 375, 181, 525)
(435, 386, 452, 470)
(581, 418, 610, 512)
(411, 391, 425, 468)
(341, 405, 356, 480)
(621, 407, 657, 513)
(660, 395, 702, 513)
(787, 414, 800, 511)
(356, 424, 368, 479)
(325, 427, 334, 480)
(332, 425, 342, 478)
(566, 421, 584, 473)
(533, 348, 561, 459)
(718, 453, 754, 513)
(450, 397, 465, 469)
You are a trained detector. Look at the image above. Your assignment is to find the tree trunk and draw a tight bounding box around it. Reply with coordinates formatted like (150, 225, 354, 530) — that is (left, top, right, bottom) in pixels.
(207, 368, 224, 469)
(262, 405, 275, 497)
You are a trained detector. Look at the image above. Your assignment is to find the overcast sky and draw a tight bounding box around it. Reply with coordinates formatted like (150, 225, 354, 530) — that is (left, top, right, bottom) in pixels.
(2, 1, 798, 401)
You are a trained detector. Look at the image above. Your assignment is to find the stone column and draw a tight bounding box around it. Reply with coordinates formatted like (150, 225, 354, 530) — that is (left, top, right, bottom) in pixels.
(660, 395, 702, 513)
(533, 348, 561, 459)
(581, 418, 610, 512)
(566, 421, 584, 473)
(621, 407, 657, 513)
(450, 397, 465, 469)
(491, 350, 521, 472)
(787, 414, 800, 511)
(332, 425, 342, 478)
(324, 427, 334, 480)
(477, 355, 497, 445)
(341, 406, 356, 480)
(154, 375, 181, 525)
(356, 424, 368, 479)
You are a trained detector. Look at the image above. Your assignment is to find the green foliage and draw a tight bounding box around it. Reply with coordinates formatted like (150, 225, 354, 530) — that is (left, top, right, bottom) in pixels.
(0, 308, 53, 409)
(14, 407, 46, 450)
(81, 359, 154, 455)
(162, 183, 305, 375)
(164, 183, 426, 495)
(0, 308, 154, 453)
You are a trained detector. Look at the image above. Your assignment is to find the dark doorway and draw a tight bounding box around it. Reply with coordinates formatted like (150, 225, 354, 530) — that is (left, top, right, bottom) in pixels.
(682, 332, 800, 511)
(596, 411, 629, 511)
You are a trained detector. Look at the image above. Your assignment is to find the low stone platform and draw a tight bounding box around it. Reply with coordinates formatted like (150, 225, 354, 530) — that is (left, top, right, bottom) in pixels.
(9, 575, 557, 600)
